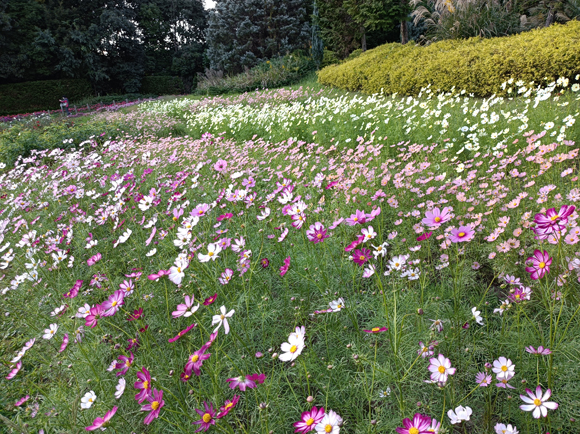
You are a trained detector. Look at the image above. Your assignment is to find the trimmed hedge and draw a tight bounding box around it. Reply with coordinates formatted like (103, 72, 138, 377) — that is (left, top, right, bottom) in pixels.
(141, 76, 184, 95)
(0, 79, 93, 116)
(317, 21, 580, 96)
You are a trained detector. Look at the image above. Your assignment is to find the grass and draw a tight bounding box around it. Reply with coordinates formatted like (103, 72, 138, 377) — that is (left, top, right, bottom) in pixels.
(0, 75, 579, 434)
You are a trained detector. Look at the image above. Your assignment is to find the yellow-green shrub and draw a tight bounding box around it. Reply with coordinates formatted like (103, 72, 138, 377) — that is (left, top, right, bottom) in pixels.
(318, 21, 580, 96)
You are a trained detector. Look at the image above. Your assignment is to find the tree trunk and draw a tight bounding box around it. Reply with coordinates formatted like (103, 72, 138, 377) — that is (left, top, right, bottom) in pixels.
(545, 5, 555, 27)
(400, 20, 409, 44)
(361, 26, 367, 52)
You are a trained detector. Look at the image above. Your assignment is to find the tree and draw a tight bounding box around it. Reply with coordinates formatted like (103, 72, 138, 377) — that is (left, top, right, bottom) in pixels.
(311, 1, 324, 68)
(206, 0, 311, 74)
(317, 0, 360, 58)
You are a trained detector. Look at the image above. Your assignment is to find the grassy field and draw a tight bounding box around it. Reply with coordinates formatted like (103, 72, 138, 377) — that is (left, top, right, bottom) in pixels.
(1, 76, 580, 434)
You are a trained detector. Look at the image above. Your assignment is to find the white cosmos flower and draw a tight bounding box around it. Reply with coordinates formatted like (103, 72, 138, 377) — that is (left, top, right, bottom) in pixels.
(257, 207, 271, 221)
(212, 305, 235, 334)
(168, 257, 189, 285)
(43, 323, 58, 340)
(279, 328, 305, 362)
(315, 410, 343, 433)
(361, 226, 377, 242)
(146, 248, 157, 257)
(472, 307, 483, 325)
(81, 391, 97, 409)
(448, 405, 472, 424)
(115, 378, 126, 399)
(198, 243, 222, 262)
(329, 298, 345, 312)
(118, 229, 132, 243)
(519, 386, 558, 418)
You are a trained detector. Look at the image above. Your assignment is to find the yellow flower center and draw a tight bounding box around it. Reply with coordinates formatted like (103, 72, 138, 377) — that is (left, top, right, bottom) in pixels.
(125, 360, 131, 367)
(422, 347, 428, 353)
(203, 413, 212, 423)
(151, 401, 159, 410)
(89, 398, 93, 402)
(325, 424, 333, 433)
(290, 345, 298, 353)
(353, 217, 358, 221)
(534, 398, 542, 406)
(225, 403, 233, 410)
(359, 255, 365, 261)
(438, 366, 446, 374)
(501, 365, 508, 372)
(539, 262, 545, 269)
(317, 234, 322, 239)
(191, 355, 199, 363)
(208, 252, 214, 257)
(337, 305, 342, 309)
(143, 381, 149, 389)
(410, 428, 420, 434)
(372, 327, 380, 332)
(458, 232, 465, 237)
(302, 417, 313, 426)
(550, 215, 558, 221)
(434, 217, 441, 222)
(112, 301, 117, 307)
(220, 314, 225, 320)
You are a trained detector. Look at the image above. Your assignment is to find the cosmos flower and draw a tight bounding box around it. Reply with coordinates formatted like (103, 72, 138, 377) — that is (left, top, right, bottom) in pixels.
(448, 406, 472, 424)
(280, 256, 291, 276)
(314, 410, 342, 434)
(306, 222, 329, 243)
(519, 386, 558, 418)
(134, 367, 152, 403)
(395, 413, 432, 434)
(294, 406, 325, 433)
(421, 207, 452, 227)
(212, 306, 235, 334)
(85, 406, 118, 431)
(428, 354, 456, 384)
(141, 388, 164, 425)
(172, 295, 200, 318)
(101, 290, 124, 317)
(193, 402, 217, 431)
(81, 391, 97, 409)
(525, 250, 552, 280)
(525, 345, 552, 355)
(217, 395, 240, 419)
(168, 323, 197, 343)
(449, 226, 475, 243)
(279, 327, 305, 362)
(352, 248, 371, 266)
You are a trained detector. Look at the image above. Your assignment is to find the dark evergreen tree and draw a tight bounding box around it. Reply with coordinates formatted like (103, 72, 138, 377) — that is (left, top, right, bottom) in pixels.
(317, 0, 360, 58)
(206, 0, 311, 74)
(311, 0, 324, 69)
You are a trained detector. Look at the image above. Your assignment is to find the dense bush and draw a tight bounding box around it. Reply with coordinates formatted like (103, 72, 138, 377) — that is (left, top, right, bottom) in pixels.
(196, 54, 316, 95)
(318, 21, 580, 96)
(0, 79, 93, 116)
(141, 76, 185, 95)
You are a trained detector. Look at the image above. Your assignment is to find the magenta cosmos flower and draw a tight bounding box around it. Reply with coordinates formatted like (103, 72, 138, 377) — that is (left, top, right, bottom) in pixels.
(525, 345, 552, 355)
(346, 210, 367, 226)
(213, 159, 227, 172)
(134, 367, 152, 403)
(416, 232, 432, 242)
(395, 413, 432, 434)
(449, 226, 475, 243)
(352, 248, 371, 266)
(306, 222, 330, 243)
(168, 323, 197, 343)
(364, 327, 388, 333)
(534, 205, 575, 231)
(280, 256, 291, 276)
(525, 250, 552, 280)
(85, 406, 118, 431)
(193, 402, 217, 432)
(186, 345, 212, 376)
(141, 388, 164, 425)
(87, 253, 102, 266)
(217, 395, 240, 418)
(421, 207, 452, 227)
(520, 385, 558, 418)
(114, 352, 134, 376)
(85, 304, 104, 328)
(293, 406, 325, 433)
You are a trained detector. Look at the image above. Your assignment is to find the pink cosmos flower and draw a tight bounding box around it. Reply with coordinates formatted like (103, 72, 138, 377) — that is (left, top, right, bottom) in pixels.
(141, 388, 164, 425)
(134, 367, 152, 403)
(218, 268, 234, 285)
(306, 222, 329, 243)
(525, 346, 552, 355)
(101, 290, 124, 317)
(115, 352, 134, 376)
(345, 235, 365, 252)
(168, 323, 197, 343)
(352, 248, 371, 266)
(203, 293, 218, 305)
(449, 226, 475, 243)
(280, 256, 291, 276)
(87, 253, 102, 266)
(85, 406, 118, 431)
(148, 269, 170, 281)
(85, 304, 104, 328)
(128, 308, 143, 321)
(217, 213, 233, 221)
(14, 395, 30, 407)
(525, 250, 552, 280)
(5, 361, 22, 380)
(422, 207, 452, 227)
(395, 413, 432, 434)
(476, 372, 492, 387)
(293, 406, 325, 433)
(520, 385, 558, 418)
(191, 203, 210, 217)
(226, 373, 266, 391)
(213, 159, 228, 172)
(193, 402, 217, 431)
(126, 334, 140, 351)
(58, 333, 69, 353)
(428, 354, 456, 384)
(346, 210, 366, 226)
(119, 279, 134, 296)
(172, 295, 200, 318)
(217, 395, 240, 419)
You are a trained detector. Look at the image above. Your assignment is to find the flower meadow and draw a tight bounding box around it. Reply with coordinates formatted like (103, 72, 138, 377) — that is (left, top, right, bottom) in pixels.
(1, 78, 580, 434)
